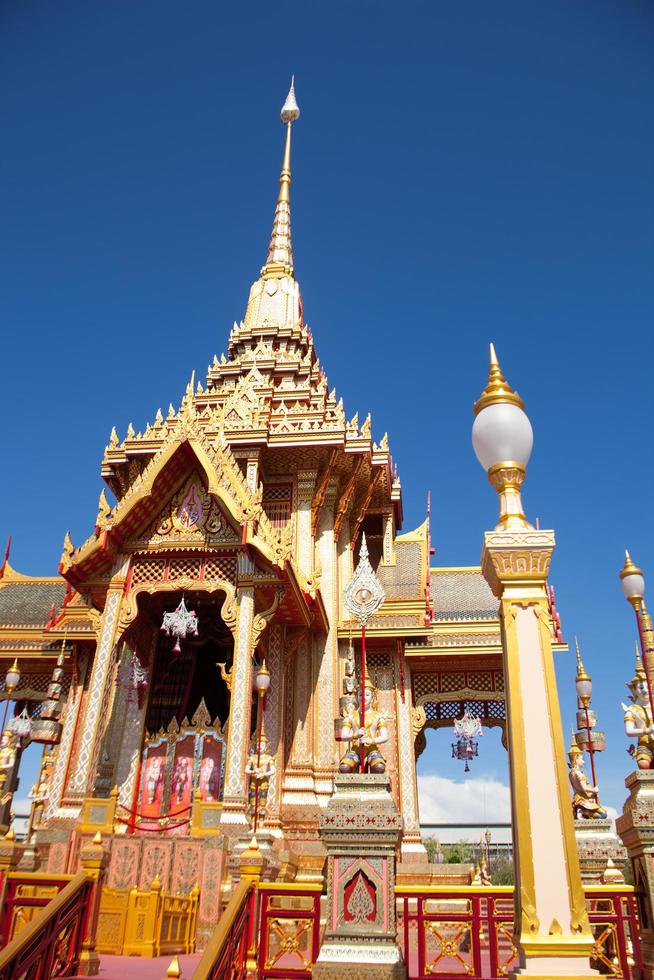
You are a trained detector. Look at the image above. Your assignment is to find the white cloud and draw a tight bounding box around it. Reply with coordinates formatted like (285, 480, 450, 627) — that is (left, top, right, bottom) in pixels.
(417, 775, 620, 833)
(417, 773, 511, 824)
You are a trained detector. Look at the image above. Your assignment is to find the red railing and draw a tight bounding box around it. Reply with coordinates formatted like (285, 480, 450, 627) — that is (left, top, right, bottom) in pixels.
(396, 884, 642, 980)
(192, 879, 322, 980)
(0, 871, 94, 979)
(257, 882, 322, 978)
(0, 872, 74, 946)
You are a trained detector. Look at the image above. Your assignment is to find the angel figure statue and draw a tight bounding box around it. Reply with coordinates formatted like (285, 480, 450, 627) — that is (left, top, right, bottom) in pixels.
(337, 673, 388, 775)
(245, 727, 275, 819)
(568, 736, 607, 819)
(622, 652, 654, 770)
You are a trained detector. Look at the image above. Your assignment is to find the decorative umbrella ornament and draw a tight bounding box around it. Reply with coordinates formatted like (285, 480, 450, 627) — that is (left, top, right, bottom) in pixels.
(161, 596, 199, 653)
(452, 711, 483, 772)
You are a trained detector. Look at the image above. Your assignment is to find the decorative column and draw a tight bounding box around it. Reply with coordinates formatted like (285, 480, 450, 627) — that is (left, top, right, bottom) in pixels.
(313, 775, 405, 979)
(395, 657, 426, 861)
(221, 567, 255, 829)
(474, 346, 595, 976)
(313, 481, 339, 801)
(296, 470, 317, 578)
(68, 564, 127, 799)
(616, 772, 654, 979)
(262, 623, 284, 834)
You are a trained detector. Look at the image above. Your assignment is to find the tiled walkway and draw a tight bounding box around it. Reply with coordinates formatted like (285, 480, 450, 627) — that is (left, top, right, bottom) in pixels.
(72, 953, 202, 980)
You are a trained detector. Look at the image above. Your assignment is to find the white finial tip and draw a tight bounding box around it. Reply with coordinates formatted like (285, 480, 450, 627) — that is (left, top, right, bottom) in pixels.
(281, 76, 300, 124)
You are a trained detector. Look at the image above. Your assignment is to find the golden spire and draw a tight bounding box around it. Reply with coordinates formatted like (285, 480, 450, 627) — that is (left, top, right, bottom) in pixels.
(262, 77, 300, 278)
(574, 637, 589, 682)
(621, 549, 643, 582)
(473, 343, 525, 416)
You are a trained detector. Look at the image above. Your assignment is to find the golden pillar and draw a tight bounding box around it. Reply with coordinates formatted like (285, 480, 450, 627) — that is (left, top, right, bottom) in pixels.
(474, 346, 596, 977)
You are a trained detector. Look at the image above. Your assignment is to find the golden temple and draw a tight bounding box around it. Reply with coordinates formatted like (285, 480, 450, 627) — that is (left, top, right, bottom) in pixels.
(0, 82, 647, 980)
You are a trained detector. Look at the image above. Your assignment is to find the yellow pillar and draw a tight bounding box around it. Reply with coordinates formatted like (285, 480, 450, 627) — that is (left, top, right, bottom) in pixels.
(483, 532, 595, 976)
(472, 346, 596, 977)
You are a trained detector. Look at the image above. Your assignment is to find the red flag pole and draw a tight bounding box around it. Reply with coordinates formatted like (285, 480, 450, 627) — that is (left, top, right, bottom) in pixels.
(359, 624, 366, 773)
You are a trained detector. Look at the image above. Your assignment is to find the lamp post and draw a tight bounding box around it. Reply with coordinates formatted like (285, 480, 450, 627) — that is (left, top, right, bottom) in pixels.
(343, 534, 385, 772)
(1, 660, 20, 735)
(473, 344, 594, 970)
(573, 639, 605, 795)
(251, 660, 271, 836)
(619, 551, 654, 720)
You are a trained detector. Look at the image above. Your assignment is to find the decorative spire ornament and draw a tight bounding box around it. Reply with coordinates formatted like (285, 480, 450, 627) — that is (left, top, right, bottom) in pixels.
(342, 534, 386, 772)
(161, 596, 199, 654)
(263, 77, 300, 277)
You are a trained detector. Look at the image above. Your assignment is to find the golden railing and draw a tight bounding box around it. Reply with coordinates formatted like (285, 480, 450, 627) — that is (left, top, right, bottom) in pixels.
(96, 877, 199, 956)
(0, 872, 95, 980)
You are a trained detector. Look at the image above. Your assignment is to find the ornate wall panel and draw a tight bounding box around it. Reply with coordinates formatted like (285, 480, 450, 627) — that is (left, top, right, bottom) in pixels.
(222, 586, 254, 810)
(314, 489, 338, 773)
(262, 624, 283, 823)
(68, 589, 122, 797)
(47, 649, 89, 816)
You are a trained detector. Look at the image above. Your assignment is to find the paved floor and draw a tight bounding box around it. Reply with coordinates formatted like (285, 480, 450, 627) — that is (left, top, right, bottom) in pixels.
(72, 953, 202, 980)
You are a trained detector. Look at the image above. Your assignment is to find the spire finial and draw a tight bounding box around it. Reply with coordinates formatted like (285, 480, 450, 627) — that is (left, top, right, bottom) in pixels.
(263, 78, 300, 277)
(474, 343, 525, 416)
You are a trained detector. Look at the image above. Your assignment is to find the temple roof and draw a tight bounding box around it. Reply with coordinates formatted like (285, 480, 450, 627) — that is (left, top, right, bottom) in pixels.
(97, 81, 401, 530)
(431, 568, 499, 622)
(0, 579, 66, 628)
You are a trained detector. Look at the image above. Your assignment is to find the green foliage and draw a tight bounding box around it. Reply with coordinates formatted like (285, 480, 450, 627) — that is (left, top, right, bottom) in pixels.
(488, 855, 514, 885)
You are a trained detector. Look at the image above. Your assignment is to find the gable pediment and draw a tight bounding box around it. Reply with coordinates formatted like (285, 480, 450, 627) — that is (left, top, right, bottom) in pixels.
(127, 472, 242, 549)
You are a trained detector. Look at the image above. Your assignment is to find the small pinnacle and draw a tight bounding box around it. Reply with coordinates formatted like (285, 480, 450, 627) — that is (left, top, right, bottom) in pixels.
(280, 76, 300, 124)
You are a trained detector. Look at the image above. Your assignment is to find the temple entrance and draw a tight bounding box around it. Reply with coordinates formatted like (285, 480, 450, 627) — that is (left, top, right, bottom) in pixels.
(113, 587, 244, 822)
(130, 589, 234, 733)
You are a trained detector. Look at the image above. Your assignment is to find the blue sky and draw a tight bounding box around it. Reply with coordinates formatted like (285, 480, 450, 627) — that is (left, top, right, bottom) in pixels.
(1, 1, 653, 820)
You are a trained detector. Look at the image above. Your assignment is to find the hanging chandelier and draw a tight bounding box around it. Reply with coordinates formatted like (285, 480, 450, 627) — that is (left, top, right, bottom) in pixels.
(452, 711, 483, 772)
(161, 596, 199, 653)
(10, 707, 32, 740)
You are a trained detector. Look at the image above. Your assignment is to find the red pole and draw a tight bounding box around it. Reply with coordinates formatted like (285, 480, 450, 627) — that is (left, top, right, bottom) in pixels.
(634, 607, 654, 722)
(252, 690, 265, 834)
(359, 625, 366, 773)
(129, 754, 143, 835)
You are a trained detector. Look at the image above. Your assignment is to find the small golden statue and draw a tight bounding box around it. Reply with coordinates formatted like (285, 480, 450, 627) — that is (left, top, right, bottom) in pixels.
(622, 651, 654, 769)
(245, 725, 275, 819)
(568, 735, 607, 819)
(337, 673, 388, 775)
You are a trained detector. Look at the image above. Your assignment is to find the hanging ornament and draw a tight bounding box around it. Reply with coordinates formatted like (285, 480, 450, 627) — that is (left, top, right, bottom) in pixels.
(452, 711, 483, 772)
(161, 596, 199, 653)
(10, 707, 32, 740)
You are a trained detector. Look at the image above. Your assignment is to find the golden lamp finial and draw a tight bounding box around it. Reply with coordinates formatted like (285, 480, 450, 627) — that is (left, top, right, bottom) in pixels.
(263, 77, 300, 277)
(574, 636, 589, 681)
(473, 343, 525, 417)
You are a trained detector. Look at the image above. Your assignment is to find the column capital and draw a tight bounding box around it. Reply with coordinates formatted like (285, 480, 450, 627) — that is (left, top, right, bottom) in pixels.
(481, 528, 555, 597)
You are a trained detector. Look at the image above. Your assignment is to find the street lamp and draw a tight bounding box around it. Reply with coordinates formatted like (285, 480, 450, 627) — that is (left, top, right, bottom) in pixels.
(619, 551, 654, 719)
(573, 639, 605, 792)
(1, 660, 20, 736)
(472, 344, 533, 529)
(250, 660, 271, 836)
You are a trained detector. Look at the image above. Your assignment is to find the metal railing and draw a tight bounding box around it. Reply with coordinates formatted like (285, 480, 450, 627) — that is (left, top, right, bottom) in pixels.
(0, 872, 74, 946)
(0, 872, 94, 980)
(192, 879, 322, 980)
(396, 884, 642, 980)
(192, 879, 255, 980)
(256, 881, 322, 978)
